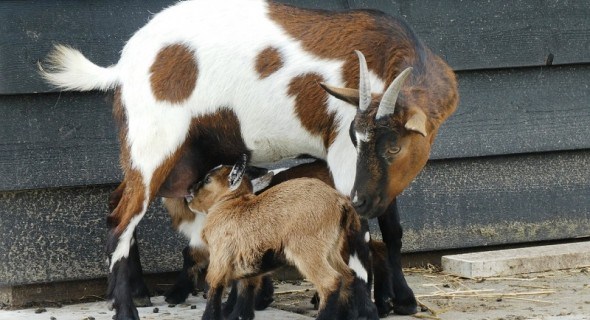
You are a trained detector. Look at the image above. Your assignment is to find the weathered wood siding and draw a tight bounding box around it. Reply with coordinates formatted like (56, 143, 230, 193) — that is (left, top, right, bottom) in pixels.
(1, 0, 589, 286)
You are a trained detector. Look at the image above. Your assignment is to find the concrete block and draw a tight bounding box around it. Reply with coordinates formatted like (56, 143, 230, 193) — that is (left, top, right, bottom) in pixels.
(442, 241, 590, 278)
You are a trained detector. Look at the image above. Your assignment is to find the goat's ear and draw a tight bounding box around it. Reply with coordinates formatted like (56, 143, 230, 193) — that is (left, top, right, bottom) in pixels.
(229, 154, 248, 191)
(319, 82, 360, 107)
(405, 108, 428, 137)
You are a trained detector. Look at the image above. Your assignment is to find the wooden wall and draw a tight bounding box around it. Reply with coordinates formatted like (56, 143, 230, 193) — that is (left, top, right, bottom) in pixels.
(1, 0, 588, 286)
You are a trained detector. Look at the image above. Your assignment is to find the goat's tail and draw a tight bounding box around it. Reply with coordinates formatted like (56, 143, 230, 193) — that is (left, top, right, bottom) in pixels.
(39, 44, 120, 91)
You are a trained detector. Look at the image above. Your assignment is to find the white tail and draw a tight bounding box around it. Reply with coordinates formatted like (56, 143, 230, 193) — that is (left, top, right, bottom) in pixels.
(39, 44, 119, 91)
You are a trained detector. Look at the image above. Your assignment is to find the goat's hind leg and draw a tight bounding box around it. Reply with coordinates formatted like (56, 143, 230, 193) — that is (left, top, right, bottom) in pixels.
(108, 182, 152, 308)
(107, 187, 148, 320)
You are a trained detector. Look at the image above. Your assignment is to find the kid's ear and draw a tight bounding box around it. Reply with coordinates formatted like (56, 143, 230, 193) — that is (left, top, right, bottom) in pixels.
(229, 154, 248, 191)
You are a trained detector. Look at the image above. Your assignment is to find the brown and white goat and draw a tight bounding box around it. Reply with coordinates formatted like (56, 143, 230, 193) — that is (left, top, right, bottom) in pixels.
(41, 1, 458, 318)
(188, 156, 378, 320)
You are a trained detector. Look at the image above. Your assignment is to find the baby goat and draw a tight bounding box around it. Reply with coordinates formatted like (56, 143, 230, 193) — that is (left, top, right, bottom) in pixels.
(188, 156, 378, 320)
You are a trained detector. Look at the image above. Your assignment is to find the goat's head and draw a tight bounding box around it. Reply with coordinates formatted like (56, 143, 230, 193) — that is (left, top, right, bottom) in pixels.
(186, 154, 250, 214)
(321, 51, 432, 219)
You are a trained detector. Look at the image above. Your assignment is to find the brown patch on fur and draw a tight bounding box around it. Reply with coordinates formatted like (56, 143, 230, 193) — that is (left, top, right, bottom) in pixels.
(255, 47, 283, 79)
(269, 3, 458, 131)
(159, 108, 249, 198)
(150, 43, 198, 104)
(287, 73, 337, 148)
(269, 4, 414, 87)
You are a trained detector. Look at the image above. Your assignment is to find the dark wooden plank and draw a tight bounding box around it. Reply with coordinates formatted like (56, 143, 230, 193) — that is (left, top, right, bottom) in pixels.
(0, 92, 121, 191)
(1, 64, 589, 191)
(350, 0, 590, 71)
(0, 0, 176, 95)
(0, 185, 185, 286)
(431, 64, 590, 159)
(370, 150, 590, 252)
(2, 0, 589, 94)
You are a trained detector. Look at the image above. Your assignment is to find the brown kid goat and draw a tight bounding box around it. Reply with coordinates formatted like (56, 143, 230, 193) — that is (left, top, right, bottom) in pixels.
(163, 160, 392, 320)
(187, 155, 378, 320)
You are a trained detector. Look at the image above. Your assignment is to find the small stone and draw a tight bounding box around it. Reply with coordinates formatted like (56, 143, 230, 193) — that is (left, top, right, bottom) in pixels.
(191, 305, 197, 310)
(50, 317, 57, 320)
(34, 308, 47, 314)
(442, 284, 450, 288)
(496, 298, 502, 302)
(168, 304, 176, 308)
(420, 305, 428, 312)
(153, 307, 159, 313)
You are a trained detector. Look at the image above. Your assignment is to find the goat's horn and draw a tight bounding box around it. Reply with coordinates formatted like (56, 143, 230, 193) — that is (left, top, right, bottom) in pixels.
(376, 67, 413, 119)
(355, 50, 371, 112)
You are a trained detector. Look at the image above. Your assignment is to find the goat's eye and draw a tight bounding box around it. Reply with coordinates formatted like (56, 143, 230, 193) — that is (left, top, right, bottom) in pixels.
(387, 147, 401, 155)
(204, 176, 212, 184)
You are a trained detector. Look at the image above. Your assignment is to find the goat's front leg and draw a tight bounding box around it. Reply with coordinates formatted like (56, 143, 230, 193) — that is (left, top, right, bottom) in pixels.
(377, 199, 417, 315)
(224, 274, 274, 316)
(225, 277, 261, 320)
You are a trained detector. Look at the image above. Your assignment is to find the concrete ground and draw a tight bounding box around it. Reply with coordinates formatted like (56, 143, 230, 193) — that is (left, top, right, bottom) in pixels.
(2, 266, 589, 320)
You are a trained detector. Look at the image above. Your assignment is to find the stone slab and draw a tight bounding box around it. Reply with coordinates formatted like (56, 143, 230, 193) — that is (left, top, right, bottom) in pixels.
(0, 295, 312, 320)
(442, 241, 590, 278)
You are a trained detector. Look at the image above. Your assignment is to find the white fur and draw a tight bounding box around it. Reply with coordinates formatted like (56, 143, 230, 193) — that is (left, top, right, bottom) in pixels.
(110, 210, 146, 271)
(43, 0, 393, 268)
(40, 44, 120, 91)
(348, 253, 369, 283)
(364, 231, 370, 243)
(177, 211, 207, 249)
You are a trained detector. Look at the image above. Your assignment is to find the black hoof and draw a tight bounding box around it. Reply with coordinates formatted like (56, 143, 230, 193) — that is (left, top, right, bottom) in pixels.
(254, 296, 274, 311)
(132, 296, 152, 307)
(254, 276, 274, 310)
(113, 306, 140, 320)
(392, 301, 418, 315)
(227, 311, 255, 320)
(164, 289, 190, 304)
(310, 292, 319, 310)
(375, 299, 393, 317)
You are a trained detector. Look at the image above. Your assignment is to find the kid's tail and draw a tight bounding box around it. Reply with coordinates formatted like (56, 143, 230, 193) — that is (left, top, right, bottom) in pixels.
(39, 44, 120, 91)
